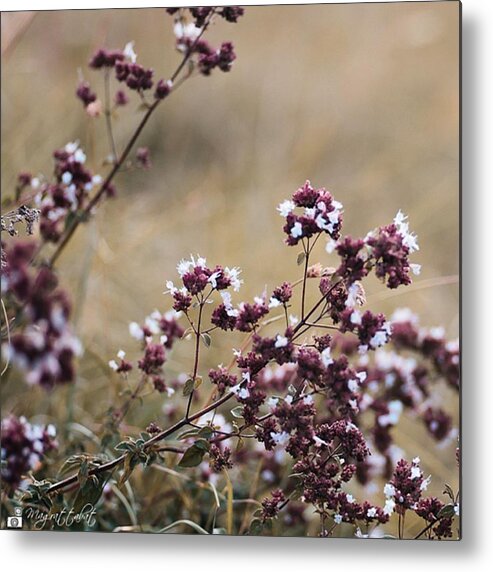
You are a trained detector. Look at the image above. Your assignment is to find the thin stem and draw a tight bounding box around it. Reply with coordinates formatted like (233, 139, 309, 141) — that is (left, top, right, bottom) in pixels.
(185, 298, 203, 420)
(301, 238, 310, 321)
(103, 68, 118, 162)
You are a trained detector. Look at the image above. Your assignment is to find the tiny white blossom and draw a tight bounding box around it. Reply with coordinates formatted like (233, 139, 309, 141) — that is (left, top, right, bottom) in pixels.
(275, 335, 288, 348)
(313, 436, 327, 448)
(269, 297, 282, 308)
(108, 359, 118, 371)
(290, 221, 303, 238)
(277, 199, 295, 217)
(321, 347, 333, 367)
(410, 263, 421, 275)
(384, 483, 396, 498)
(366, 507, 377, 518)
(224, 267, 242, 291)
(325, 238, 337, 254)
(383, 498, 396, 515)
(74, 149, 86, 164)
(117, 350, 126, 360)
(174, 21, 201, 41)
(129, 322, 144, 340)
(289, 315, 299, 326)
(267, 397, 279, 410)
(123, 41, 137, 63)
(411, 466, 422, 479)
(334, 514, 343, 524)
(65, 141, 79, 154)
(270, 431, 290, 447)
(61, 172, 73, 185)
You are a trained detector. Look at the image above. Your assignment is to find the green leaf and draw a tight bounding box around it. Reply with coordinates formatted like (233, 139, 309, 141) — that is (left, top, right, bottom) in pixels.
(249, 519, 264, 536)
(297, 252, 306, 266)
(193, 438, 210, 452)
(438, 504, 456, 519)
(183, 378, 195, 397)
(198, 426, 213, 439)
(201, 333, 212, 347)
(230, 406, 244, 419)
(177, 444, 206, 468)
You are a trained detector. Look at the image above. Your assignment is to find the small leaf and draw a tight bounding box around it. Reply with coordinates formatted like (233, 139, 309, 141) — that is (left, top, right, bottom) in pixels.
(177, 444, 206, 468)
(230, 406, 244, 419)
(297, 252, 306, 266)
(183, 378, 195, 397)
(438, 504, 456, 519)
(201, 333, 212, 347)
(194, 438, 210, 452)
(198, 426, 213, 439)
(249, 519, 264, 536)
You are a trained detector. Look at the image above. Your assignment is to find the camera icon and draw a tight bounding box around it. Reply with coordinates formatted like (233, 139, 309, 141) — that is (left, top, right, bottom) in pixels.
(7, 516, 23, 528)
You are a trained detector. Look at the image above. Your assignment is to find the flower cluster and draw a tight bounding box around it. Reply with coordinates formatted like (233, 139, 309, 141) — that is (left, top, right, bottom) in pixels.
(278, 180, 343, 246)
(0, 415, 58, 490)
(334, 210, 420, 289)
(168, 7, 242, 76)
(1, 241, 81, 389)
(27, 141, 105, 243)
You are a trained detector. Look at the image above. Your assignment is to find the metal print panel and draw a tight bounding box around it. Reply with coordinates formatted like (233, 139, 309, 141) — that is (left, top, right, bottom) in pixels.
(1, 1, 460, 539)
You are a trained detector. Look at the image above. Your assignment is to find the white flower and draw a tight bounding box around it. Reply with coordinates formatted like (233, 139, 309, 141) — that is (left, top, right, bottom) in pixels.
(277, 199, 295, 217)
(378, 400, 403, 427)
(108, 359, 118, 371)
(92, 174, 103, 185)
(410, 263, 421, 276)
(289, 315, 299, 326)
(30, 177, 40, 189)
(303, 394, 314, 405)
(333, 514, 343, 524)
(383, 483, 396, 498)
(346, 494, 355, 504)
(383, 498, 396, 515)
(129, 322, 144, 340)
(325, 238, 337, 253)
(208, 271, 220, 288)
(267, 397, 279, 410)
(275, 335, 288, 348)
(290, 221, 303, 238)
(46, 424, 56, 438)
(350, 310, 362, 325)
(64, 141, 79, 154)
(123, 41, 137, 63)
(313, 436, 327, 448)
(420, 475, 431, 491)
(224, 267, 242, 291)
(74, 149, 86, 164)
(411, 466, 422, 480)
(117, 349, 126, 360)
(412, 456, 421, 464)
(321, 347, 333, 367)
(174, 21, 201, 41)
(165, 280, 177, 294)
(393, 210, 408, 227)
(160, 335, 168, 345)
(347, 378, 359, 393)
(61, 172, 73, 185)
(270, 431, 290, 447)
(356, 371, 367, 383)
(367, 507, 377, 518)
(145, 316, 160, 334)
(269, 297, 282, 308)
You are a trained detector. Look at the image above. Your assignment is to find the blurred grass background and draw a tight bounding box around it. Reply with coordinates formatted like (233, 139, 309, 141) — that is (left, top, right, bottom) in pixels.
(1, 3, 459, 536)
